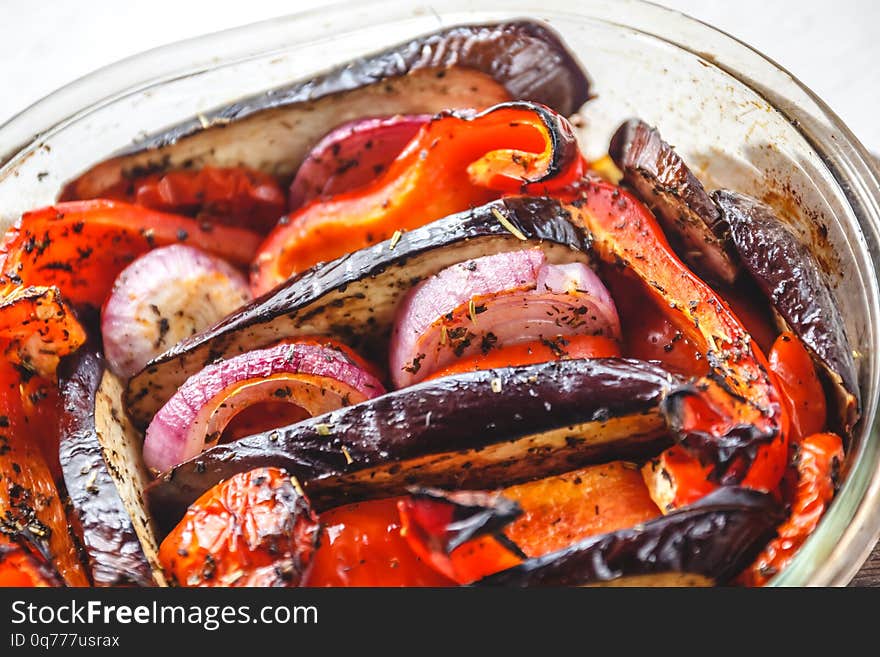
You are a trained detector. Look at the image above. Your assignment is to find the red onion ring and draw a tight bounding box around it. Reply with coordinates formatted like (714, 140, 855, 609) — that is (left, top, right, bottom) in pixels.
(389, 249, 620, 388)
(102, 245, 251, 379)
(143, 341, 385, 473)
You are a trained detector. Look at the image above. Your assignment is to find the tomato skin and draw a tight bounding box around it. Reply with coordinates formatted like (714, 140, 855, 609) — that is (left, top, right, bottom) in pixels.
(768, 332, 827, 442)
(425, 334, 620, 380)
(159, 468, 318, 587)
(304, 498, 455, 587)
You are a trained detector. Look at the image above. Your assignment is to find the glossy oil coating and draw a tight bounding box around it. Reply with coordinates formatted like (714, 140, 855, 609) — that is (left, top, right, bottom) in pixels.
(145, 357, 676, 533)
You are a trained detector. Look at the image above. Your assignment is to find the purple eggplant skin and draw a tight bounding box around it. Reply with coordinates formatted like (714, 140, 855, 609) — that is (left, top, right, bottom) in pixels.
(712, 189, 860, 433)
(61, 21, 591, 200)
(58, 343, 155, 587)
(144, 358, 677, 535)
(609, 119, 740, 284)
(125, 196, 593, 427)
(476, 487, 782, 587)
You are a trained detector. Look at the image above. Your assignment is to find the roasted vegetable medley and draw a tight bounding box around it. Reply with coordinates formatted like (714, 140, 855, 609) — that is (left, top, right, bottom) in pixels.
(0, 22, 857, 587)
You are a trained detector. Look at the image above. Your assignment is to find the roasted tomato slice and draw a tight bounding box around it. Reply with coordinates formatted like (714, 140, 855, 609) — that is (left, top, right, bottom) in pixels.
(159, 467, 318, 587)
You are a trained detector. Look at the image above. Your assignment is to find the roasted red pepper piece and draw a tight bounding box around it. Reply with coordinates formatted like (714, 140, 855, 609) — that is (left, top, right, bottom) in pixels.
(159, 467, 318, 587)
(251, 102, 586, 294)
(0, 359, 89, 586)
(0, 286, 86, 376)
(398, 489, 525, 584)
(0, 534, 63, 587)
(304, 498, 455, 587)
(769, 332, 827, 442)
(739, 432, 843, 586)
(502, 462, 661, 557)
(0, 200, 261, 308)
(93, 166, 286, 234)
(562, 181, 788, 509)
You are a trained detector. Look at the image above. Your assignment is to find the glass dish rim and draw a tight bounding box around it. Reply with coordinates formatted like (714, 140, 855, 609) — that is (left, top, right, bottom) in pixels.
(2, 0, 879, 586)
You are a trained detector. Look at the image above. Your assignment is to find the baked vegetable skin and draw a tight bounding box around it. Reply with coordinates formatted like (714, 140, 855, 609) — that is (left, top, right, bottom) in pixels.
(61, 21, 590, 201)
(144, 358, 677, 534)
(0, 200, 260, 309)
(561, 181, 788, 507)
(712, 189, 860, 433)
(398, 488, 525, 584)
(126, 196, 592, 426)
(251, 101, 586, 291)
(58, 339, 156, 586)
(608, 119, 738, 284)
(739, 432, 843, 586)
(159, 467, 318, 587)
(476, 487, 782, 586)
(0, 359, 89, 587)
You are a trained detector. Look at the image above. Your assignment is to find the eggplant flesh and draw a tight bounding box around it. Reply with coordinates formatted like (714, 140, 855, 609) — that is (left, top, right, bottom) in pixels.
(126, 196, 592, 426)
(476, 487, 782, 586)
(609, 119, 739, 284)
(145, 358, 677, 534)
(62, 21, 590, 199)
(58, 344, 164, 586)
(712, 189, 860, 432)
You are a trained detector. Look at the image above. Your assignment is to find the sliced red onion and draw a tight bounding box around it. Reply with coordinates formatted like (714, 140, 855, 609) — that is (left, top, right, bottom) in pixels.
(101, 245, 252, 379)
(143, 341, 386, 473)
(389, 249, 620, 388)
(289, 114, 430, 209)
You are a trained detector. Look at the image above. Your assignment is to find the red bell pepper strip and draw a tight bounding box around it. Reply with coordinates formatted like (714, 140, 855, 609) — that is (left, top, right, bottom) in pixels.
(768, 332, 827, 442)
(89, 166, 287, 234)
(0, 200, 261, 308)
(0, 358, 89, 586)
(738, 432, 843, 586)
(0, 286, 86, 376)
(561, 181, 789, 510)
(397, 489, 525, 585)
(304, 498, 455, 587)
(250, 102, 586, 294)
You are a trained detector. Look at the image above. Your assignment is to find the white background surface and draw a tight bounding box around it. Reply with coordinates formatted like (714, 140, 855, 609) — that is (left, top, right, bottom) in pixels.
(0, 0, 878, 152)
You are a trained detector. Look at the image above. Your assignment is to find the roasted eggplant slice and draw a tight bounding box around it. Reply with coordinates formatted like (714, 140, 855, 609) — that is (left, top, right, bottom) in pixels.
(145, 358, 677, 534)
(58, 342, 163, 586)
(712, 190, 860, 432)
(126, 196, 591, 426)
(62, 21, 590, 200)
(476, 487, 781, 586)
(609, 119, 739, 284)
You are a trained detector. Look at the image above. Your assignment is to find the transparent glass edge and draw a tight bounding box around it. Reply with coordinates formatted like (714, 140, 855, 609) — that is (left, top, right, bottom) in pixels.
(1, 0, 878, 585)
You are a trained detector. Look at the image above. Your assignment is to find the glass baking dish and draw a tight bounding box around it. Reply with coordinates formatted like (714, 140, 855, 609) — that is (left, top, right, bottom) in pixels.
(1, 0, 878, 585)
